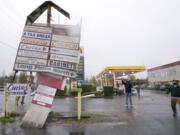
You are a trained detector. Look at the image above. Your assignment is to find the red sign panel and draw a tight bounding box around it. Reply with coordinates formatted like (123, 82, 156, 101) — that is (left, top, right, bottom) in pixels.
(37, 73, 64, 89)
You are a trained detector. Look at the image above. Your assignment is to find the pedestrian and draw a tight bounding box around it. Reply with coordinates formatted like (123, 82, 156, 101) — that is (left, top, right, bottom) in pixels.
(167, 80, 180, 117)
(122, 79, 133, 107)
(136, 82, 141, 99)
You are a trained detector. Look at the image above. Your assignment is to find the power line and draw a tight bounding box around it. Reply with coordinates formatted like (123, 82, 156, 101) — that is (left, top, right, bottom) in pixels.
(0, 41, 17, 50)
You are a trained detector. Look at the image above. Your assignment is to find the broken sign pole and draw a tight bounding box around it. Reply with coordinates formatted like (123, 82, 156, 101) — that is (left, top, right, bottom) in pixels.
(14, 1, 80, 128)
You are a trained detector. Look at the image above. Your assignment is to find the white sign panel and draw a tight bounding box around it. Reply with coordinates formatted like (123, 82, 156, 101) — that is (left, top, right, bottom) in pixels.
(51, 41, 79, 50)
(24, 25, 52, 33)
(50, 47, 79, 57)
(14, 64, 51, 72)
(52, 67, 76, 78)
(19, 43, 49, 53)
(14, 64, 77, 78)
(16, 57, 47, 66)
(6, 83, 28, 96)
(37, 85, 56, 96)
(52, 24, 80, 36)
(23, 31, 51, 40)
(33, 93, 54, 104)
(21, 37, 50, 46)
(18, 50, 48, 59)
(52, 35, 80, 43)
(50, 54, 79, 63)
(48, 60, 77, 70)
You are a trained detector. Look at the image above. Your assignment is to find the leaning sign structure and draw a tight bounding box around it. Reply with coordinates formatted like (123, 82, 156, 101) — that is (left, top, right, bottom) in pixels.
(13, 1, 81, 128)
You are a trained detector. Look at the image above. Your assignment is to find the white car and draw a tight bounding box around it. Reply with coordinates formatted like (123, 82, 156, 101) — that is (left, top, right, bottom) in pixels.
(131, 88, 137, 95)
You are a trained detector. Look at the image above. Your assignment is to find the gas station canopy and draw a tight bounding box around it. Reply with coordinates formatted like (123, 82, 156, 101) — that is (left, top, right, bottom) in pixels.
(97, 66, 145, 79)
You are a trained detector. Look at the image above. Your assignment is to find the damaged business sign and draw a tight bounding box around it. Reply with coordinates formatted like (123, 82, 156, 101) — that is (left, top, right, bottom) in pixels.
(14, 23, 80, 78)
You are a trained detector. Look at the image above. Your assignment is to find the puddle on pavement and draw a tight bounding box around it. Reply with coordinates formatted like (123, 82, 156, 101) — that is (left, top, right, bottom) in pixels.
(69, 132, 84, 135)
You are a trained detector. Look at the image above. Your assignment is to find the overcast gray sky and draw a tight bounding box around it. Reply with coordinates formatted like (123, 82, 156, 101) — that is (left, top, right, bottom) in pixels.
(0, 0, 179, 78)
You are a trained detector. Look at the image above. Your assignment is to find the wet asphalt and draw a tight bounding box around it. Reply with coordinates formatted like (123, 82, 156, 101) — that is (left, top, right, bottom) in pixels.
(0, 90, 180, 135)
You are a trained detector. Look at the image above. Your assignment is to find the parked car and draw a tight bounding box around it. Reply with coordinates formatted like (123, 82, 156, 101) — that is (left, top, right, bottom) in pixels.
(114, 88, 124, 96)
(132, 87, 137, 95)
(160, 84, 170, 91)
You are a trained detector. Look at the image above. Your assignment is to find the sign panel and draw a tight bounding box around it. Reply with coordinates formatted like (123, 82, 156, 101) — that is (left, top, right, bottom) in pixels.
(23, 31, 51, 40)
(14, 23, 81, 78)
(48, 60, 77, 70)
(18, 50, 48, 59)
(37, 85, 57, 96)
(50, 54, 79, 63)
(24, 25, 52, 33)
(14, 64, 51, 72)
(52, 24, 80, 35)
(71, 81, 77, 89)
(52, 35, 79, 43)
(51, 41, 78, 50)
(37, 73, 64, 89)
(50, 47, 79, 57)
(21, 37, 50, 46)
(16, 57, 47, 66)
(52, 67, 76, 78)
(53, 27, 79, 37)
(6, 83, 28, 96)
(14, 64, 77, 78)
(33, 93, 54, 104)
(19, 43, 49, 53)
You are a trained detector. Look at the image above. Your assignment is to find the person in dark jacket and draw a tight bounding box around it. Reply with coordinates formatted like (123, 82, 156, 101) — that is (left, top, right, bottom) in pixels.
(167, 80, 180, 117)
(122, 79, 133, 106)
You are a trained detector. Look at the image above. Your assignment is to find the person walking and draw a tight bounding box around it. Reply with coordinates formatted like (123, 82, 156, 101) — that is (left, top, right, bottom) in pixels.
(167, 80, 180, 117)
(136, 83, 141, 99)
(122, 79, 133, 107)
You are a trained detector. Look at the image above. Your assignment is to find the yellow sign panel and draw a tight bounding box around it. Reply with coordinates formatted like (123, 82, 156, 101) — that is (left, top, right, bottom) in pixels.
(71, 81, 77, 89)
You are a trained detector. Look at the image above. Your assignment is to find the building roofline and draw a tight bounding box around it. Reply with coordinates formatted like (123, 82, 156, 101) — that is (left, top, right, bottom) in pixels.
(148, 61, 180, 72)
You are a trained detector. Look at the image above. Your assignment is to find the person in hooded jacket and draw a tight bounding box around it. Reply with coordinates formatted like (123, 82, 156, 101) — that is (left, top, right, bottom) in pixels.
(167, 80, 180, 117)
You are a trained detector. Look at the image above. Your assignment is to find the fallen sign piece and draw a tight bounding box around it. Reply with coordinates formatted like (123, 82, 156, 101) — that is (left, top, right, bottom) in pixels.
(22, 73, 65, 128)
(21, 84, 57, 128)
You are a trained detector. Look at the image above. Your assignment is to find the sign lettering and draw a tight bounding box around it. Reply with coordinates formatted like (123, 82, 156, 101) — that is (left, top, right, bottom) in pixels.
(51, 41, 78, 50)
(50, 47, 79, 57)
(50, 54, 79, 63)
(18, 50, 48, 59)
(48, 60, 77, 70)
(16, 57, 47, 66)
(6, 83, 28, 96)
(19, 43, 49, 52)
(23, 31, 51, 40)
(21, 37, 50, 46)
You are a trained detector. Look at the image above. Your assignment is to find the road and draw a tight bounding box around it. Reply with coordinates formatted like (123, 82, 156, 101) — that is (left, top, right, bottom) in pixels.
(0, 90, 180, 135)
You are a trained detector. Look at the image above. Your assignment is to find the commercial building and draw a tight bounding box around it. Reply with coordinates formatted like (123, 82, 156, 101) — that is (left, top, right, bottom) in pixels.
(148, 61, 180, 86)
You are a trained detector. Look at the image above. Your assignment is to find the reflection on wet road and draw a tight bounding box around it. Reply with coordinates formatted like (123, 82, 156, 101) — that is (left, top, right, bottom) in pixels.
(0, 90, 180, 135)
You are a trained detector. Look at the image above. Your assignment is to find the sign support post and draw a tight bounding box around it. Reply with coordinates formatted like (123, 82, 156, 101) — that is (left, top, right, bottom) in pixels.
(77, 89, 81, 121)
(14, 96, 19, 113)
(4, 89, 9, 117)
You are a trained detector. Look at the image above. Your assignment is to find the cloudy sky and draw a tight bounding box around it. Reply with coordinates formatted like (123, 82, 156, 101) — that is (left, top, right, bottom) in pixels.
(0, 0, 179, 78)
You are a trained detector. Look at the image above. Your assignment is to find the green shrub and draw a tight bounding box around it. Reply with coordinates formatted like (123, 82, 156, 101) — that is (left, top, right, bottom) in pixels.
(103, 86, 114, 97)
(81, 84, 96, 93)
(95, 91, 104, 97)
(55, 90, 66, 97)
